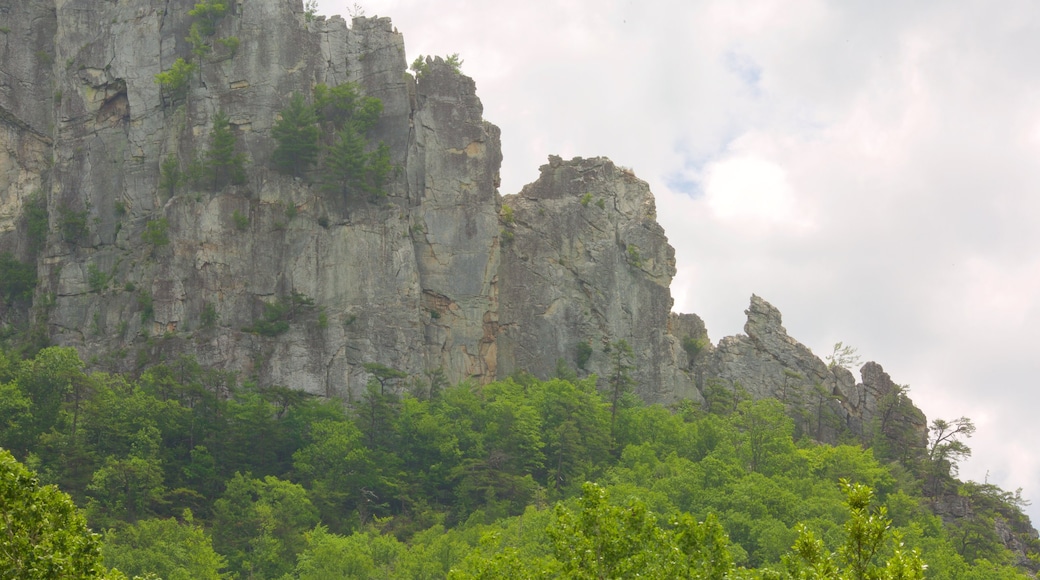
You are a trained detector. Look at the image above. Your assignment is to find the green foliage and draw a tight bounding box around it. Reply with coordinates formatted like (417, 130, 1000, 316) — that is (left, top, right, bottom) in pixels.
(0, 252, 36, 304)
(87, 263, 109, 293)
(271, 93, 320, 177)
(232, 209, 248, 231)
(24, 191, 48, 256)
(410, 53, 463, 76)
(580, 192, 593, 206)
(159, 155, 182, 196)
(212, 473, 318, 579)
(58, 203, 90, 245)
(626, 243, 642, 267)
(186, 23, 211, 62)
(322, 129, 389, 200)
(142, 218, 169, 257)
(826, 341, 862, 371)
(575, 340, 593, 370)
(205, 111, 246, 190)
(784, 480, 926, 579)
(217, 36, 239, 57)
(596, 197, 606, 209)
(0, 342, 1034, 579)
(683, 334, 709, 362)
(304, 0, 320, 22)
(187, 0, 228, 37)
(500, 203, 514, 225)
(101, 510, 227, 580)
(200, 302, 218, 328)
(409, 55, 429, 77)
(154, 58, 195, 105)
(242, 295, 315, 337)
(0, 449, 115, 579)
(138, 290, 154, 323)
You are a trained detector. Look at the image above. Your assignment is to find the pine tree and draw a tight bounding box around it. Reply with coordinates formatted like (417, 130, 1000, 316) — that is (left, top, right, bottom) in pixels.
(206, 111, 246, 190)
(271, 93, 320, 178)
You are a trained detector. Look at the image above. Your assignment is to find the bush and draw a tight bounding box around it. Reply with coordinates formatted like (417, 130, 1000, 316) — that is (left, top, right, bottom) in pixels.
(232, 210, 248, 231)
(626, 244, 642, 267)
(87, 263, 109, 292)
(24, 191, 48, 255)
(0, 253, 36, 304)
(154, 58, 195, 105)
(58, 204, 89, 245)
(206, 111, 247, 190)
(138, 290, 154, 323)
(271, 93, 320, 177)
(159, 155, 182, 196)
(576, 341, 593, 370)
(142, 218, 170, 256)
(201, 302, 218, 328)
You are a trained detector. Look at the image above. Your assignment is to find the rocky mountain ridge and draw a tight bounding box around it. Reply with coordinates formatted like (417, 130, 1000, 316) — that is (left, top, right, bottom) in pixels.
(0, 0, 935, 449)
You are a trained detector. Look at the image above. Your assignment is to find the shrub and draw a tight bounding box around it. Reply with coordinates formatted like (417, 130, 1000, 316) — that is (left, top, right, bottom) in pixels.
(682, 336, 709, 361)
(576, 341, 593, 370)
(142, 218, 170, 256)
(24, 191, 48, 255)
(626, 244, 642, 267)
(0, 253, 36, 304)
(159, 155, 182, 196)
(580, 193, 593, 206)
(500, 204, 514, 225)
(201, 302, 218, 328)
(218, 36, 240, 57)
(232, 210, 248, 231)
(271, 93, 320, 177)
(154, 58, 195, 105)
(87, 263, 109, 292)
(57, 204, 89, 245)
(206, 111, 247, 190)
(138, 290, 154, 323)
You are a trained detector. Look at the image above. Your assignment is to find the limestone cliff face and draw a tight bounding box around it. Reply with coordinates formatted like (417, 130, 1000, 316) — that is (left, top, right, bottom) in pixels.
(0, 0, 913, 427)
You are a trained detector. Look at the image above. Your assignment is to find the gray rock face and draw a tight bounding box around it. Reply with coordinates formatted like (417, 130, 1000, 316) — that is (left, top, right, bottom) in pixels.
(497, 156, 699, 402)
(707, 295, 926, 447)
(0, 0, 915, 435)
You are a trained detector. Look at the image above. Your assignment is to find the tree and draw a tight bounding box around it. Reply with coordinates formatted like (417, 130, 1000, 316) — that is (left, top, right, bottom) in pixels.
(926, 417, 975, 495)
(826, 341, 862, 371)
(212, 473, 318, 579)
(86, 426, 167, 527)
(141, 218, 169, 258)
(205, 111, 246, 190)
(605, 339, 635, 439)
(154, 58, 195, 106)
(271, 93, 320, 177)
(0, 252, 36, 305)
(101, 510, 227, 580)
(0, 449, 118, 579)
(784, 480, 926, 580)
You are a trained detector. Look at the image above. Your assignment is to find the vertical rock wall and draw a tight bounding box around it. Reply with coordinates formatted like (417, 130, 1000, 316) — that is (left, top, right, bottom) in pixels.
(0, 0, 925, 441)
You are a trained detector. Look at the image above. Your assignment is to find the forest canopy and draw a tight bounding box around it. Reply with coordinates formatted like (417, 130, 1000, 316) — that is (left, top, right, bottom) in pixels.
(0, 345, 1036, 578)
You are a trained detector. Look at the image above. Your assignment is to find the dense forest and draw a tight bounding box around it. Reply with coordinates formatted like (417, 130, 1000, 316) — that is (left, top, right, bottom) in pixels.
(2, 344, 1038, 578)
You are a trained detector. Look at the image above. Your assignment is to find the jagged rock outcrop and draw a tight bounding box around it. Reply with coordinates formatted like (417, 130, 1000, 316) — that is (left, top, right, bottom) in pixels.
(706, 295, 927, 447)
(1, 0, 698, 403)
(0, 0, 929, 427)
(497, 155, 699, 402)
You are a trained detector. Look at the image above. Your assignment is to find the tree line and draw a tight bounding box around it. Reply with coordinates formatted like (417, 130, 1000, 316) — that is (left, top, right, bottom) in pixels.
(0, 345, 1037, 578)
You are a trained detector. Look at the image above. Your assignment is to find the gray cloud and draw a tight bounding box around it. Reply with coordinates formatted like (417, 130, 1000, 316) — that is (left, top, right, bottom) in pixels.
(319, 0, 1040, 523)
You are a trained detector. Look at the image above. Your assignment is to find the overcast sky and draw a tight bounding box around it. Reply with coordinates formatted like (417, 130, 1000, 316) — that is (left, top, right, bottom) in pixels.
(317, 0, 1040, 523)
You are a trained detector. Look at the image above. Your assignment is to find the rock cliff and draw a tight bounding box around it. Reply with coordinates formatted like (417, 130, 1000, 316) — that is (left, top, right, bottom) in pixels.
(0, 0, 919, 429)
